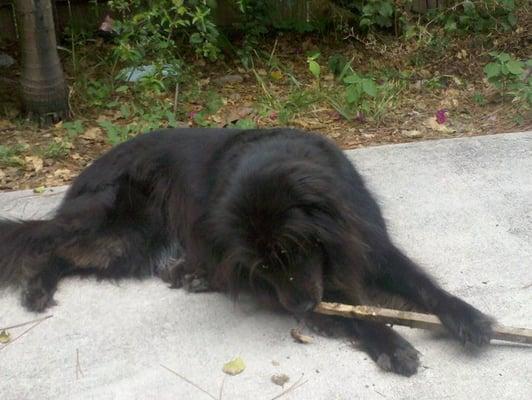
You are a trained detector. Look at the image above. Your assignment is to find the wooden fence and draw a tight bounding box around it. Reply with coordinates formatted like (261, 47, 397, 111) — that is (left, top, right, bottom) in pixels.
(0, 0, 451, 41)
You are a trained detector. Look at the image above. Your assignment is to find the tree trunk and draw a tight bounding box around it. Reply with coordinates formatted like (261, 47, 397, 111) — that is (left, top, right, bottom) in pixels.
(15, 0, 69, 125)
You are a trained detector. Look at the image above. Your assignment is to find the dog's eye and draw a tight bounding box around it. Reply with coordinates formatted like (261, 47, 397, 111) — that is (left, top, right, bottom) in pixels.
(289, 276, 294, 282)
(260, 264, 269, 270)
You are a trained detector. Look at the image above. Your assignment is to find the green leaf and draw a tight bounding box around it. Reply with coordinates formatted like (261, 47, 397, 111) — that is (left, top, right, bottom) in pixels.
(115, 85, 129, 93)
(379, 2, 394, 18)
(506, 60, 524, 75)
(359, 17, 372, 28)
(362, 79, 378, 97)
(501, 63, 509, 75)
(484, 63, 501, 79)
(496, 52, 511, 63)
(444, 20, 457, 32)
(346, 85, 361, 104)
(189, 32, 203, 44)
(234, 118, 256, 129)
(343, 73, 360, 84)
(308, 60, 321, 79)
(507, 13, 517, 27)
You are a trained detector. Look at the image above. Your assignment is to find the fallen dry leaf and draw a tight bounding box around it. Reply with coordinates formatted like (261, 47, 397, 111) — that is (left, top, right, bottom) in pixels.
(424, 117, 455, 133)
(0, 329, 10, 344)
(81, 127, 103, 141)
(25, 156, 44, 172)
(271, 373, 290, 387)
(53, 168, 73, 181)
(222, 357, 246, 376)
(401, 129, 423, 138)
(290, 328, 313, 344)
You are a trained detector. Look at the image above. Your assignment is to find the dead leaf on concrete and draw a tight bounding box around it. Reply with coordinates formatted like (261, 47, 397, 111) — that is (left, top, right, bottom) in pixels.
(222, 357, 246, 376)
(0, 330, 10, 344)
(271, 373, 290, 387)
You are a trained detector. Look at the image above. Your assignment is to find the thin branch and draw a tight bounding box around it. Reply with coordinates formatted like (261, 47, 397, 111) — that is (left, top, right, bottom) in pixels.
(161, 364, 217, 400)
(314, 302, 532, 345)
(0, 315, 53, 351)
(0, 314, 53, 331)
(218, 375, 226, 400)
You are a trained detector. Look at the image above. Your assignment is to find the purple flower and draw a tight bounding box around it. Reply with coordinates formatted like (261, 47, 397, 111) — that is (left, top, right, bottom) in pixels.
(436, 109, 447, 124)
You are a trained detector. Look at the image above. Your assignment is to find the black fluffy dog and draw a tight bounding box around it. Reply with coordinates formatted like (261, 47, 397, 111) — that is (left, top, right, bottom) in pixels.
(0, 128, 493, 376)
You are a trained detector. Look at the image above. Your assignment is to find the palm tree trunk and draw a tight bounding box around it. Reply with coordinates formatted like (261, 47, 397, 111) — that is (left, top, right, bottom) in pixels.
(15, 0, 69, 125)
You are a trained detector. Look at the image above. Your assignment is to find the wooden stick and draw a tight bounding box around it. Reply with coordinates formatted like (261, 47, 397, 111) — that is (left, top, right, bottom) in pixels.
(314, 302, 532, 345)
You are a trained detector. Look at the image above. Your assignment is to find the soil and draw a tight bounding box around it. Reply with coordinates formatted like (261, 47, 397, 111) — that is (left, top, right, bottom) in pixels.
(0, 27, 530, 192)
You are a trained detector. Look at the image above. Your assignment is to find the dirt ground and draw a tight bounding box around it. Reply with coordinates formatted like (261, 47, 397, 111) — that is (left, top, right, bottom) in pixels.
(0, 28, 530, 192)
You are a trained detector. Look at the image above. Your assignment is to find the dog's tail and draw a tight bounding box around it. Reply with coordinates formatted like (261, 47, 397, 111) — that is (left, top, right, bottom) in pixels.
(0, 219, 58, 287)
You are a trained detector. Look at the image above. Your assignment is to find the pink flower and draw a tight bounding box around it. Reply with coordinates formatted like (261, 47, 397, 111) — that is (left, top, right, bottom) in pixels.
(436, 109, 447, 124)
(269, 112, 278, 121)
(188, 111, 198, 120)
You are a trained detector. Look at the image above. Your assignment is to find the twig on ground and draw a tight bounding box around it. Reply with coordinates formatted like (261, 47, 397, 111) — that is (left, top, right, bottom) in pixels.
(0, 315, 53, 351)
(218, 375, 226, 400)
(315, 302, 532, 345)
(0, 314, 53, 331)
(76, 348, 84, 379)
(161, 364, 217, 400)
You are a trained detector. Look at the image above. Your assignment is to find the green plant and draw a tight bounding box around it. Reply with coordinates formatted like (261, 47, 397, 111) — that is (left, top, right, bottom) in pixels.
(307, 52, 321, 82)
(192, 91, 223, 126)
(484, 52, 531, 104)
(110, 0, 221, 68)
(429, 0, 518, 33)
(473, 91, 487, 106)
(343, 72, 378, 106)
(42, 141, 70, 160)
(359, 0, 395, 30)
(62, 120, 84, 139)
(0, 144, 26, 167)
(97, 120, 132, 145)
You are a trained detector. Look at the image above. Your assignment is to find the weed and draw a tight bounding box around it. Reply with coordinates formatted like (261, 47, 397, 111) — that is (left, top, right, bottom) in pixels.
(42, 141, 70, 160)
(473, 92, 487, 106)
(62, 120, 85, 139)
(0, 144, 26, 167)
(484, 53, 531, 105)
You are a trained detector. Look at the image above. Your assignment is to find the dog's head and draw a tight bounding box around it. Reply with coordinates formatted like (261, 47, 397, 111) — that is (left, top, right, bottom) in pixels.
(208, 160, 366, 314)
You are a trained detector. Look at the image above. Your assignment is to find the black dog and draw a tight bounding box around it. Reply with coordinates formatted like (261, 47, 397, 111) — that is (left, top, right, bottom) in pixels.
(0, 128, 492, 376)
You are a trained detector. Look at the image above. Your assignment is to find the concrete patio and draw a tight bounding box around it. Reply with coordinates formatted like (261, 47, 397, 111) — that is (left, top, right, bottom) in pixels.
(1, 131, 531, 400)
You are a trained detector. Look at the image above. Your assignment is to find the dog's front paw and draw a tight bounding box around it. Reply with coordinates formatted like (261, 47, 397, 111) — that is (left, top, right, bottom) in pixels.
(437, 296, 493, 347)
(22, 282, 57, 312)
(375, 341, 420, 377)
(158, 257, 187, 288)
(182, 273, 210, 293)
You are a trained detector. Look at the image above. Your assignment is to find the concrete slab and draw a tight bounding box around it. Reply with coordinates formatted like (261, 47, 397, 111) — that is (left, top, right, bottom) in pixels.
(1, 132, 531, 400)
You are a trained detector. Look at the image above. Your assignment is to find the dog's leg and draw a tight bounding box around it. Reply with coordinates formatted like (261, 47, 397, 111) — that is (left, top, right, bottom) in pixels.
(370, 243, 493, 347)
(21, 257, 70, 312)
(306, 312, 419, 376)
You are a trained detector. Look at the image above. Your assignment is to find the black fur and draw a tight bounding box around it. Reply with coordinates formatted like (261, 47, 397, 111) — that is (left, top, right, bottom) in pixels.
(0, 128, 493, 376)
